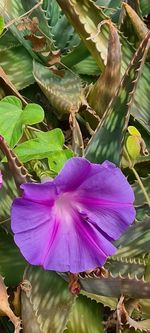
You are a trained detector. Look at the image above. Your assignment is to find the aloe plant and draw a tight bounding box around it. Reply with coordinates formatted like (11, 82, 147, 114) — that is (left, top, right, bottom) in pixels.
(0, 0, 149, 332)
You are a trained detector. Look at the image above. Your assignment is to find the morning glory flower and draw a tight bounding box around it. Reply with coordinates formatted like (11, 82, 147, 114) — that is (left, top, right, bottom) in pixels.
(11, 157, 135, 273)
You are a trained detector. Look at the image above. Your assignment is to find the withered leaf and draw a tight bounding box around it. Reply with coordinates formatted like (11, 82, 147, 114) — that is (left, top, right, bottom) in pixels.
(49, 66, 65, 77)
(17, 17, 39, 33)
(47, 50, 61, 66)
(0, 276, 21, 333)
(24, 34, 46, 52)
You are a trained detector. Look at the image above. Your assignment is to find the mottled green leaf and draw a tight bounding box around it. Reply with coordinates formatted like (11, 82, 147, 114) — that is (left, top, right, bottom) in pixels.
(140, 0, 150, 16)
(78, 271, 150, 298)
(106, 255, 147, 279)
(0, 96, 44, 147)
(132, 175, 150, 206)
(114, 216, 150, 258)
(56, 0, 150, 132)
(87, 22, 121, 117)
(85, 32, 150, 164)
(123, 2, 149, 41)
(33, 61, 83, 119)
(0, 227, 26, 286)
(65, 295, 103, 333)
(0, 164, 18, 222)
(0, 46, 34, 89)
(21, 267, 75, 333)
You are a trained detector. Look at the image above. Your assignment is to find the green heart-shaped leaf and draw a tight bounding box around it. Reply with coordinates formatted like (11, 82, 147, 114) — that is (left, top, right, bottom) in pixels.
(0, 96, 44, 147)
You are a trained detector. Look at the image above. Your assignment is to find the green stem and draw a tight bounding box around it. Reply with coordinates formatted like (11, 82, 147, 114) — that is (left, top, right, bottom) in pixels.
(131, 166, 150, 207)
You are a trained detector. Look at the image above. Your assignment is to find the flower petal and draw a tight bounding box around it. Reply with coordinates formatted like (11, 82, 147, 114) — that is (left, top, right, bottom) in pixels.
(42, 209, 116, 273)
(77, 160, 135, 204)
(11, 198, 58, 265)
(54, 157, 92, 193)
(76, 203, 135, 241)
(20, 182, 57, 205)
(11, 157, 135, 273)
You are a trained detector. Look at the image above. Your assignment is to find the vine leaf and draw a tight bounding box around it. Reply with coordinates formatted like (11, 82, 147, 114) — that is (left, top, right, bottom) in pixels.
(0, 96, 44, 147)
(85, 31, 150, 165)
(21, 266, 76, 333)
(14, 129, 74, 173)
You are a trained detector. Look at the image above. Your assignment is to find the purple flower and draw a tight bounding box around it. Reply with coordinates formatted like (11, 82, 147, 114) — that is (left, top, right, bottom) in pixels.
(11, 157, 135, 273)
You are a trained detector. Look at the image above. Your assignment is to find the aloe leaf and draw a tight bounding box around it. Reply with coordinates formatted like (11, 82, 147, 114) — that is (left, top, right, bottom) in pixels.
(0, 67, 27, 104)
(136, 204, 150, 221)
(43, 0, 60, 27)
(78, 271, 150, 298)
(33, 61, 83, 119)
(0, 46, 34, 89)
(0, 96, 44, 147)
(0, 30, 20, 51)
(73, 54, 100, 76)
(0, 227, 26, 286)
(52, 13, 80, 51)
(87, 22, 121, 117)
(106, 256, 147, 279)
(14, 129, 73, 171)
(0, 165, 17, 223)
(21, 0, 55, 43)
(65, 294, 103, 333)
(0, 0, 41, 62)
(114, 216, 150, 258)
(123, 2, 149, 41)
(62, 42, 90, 69)
(85, 31, 150, 165)
(81, 290, 118, 310)
(140, 0, 150, 16)
(56, 0, 150, 132)
(2, 0, 54, 60)
(21, 266, 76, 333)
(56, 0, 107, 69)
(132, 175, 150, 206)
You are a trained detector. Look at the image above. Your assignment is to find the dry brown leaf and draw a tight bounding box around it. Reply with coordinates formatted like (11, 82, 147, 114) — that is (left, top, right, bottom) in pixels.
(17, 17, 39, 33)
(0, 276, 21, 333)
(24, 34, 46, 51)
(47, 50, 61, 65)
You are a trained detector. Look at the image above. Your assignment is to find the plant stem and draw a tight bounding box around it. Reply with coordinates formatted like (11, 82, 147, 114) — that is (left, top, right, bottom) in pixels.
(131, 166, 150, 207)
